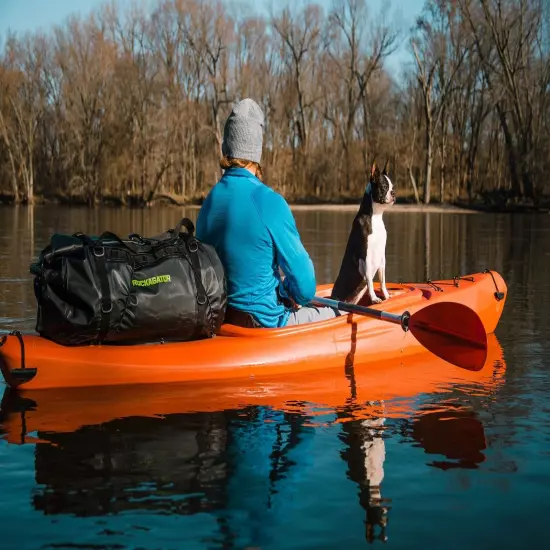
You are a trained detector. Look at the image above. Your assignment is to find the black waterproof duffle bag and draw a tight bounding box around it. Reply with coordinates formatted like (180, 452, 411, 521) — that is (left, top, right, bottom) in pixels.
(30, 218, 227, 346)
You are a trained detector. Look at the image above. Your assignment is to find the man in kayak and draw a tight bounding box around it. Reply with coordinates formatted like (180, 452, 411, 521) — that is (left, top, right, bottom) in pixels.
(196, 98, 340, 328)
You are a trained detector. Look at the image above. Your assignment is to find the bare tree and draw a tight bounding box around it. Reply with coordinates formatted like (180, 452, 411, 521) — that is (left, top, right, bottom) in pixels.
(178, 0, 234, 157)
(271, 4, 322, 154)
(0, 32, 47, 203)
(0, 0, 548, 207)
(326, 0, 397, 193)
(410, 0, 468, 204)
(459, 0, 546, 202)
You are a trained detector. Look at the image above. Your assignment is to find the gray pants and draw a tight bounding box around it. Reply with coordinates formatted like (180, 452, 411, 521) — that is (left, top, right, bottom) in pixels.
(285, 305, 341, 326)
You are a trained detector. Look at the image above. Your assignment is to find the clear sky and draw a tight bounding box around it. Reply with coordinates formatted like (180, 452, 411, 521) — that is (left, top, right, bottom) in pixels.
(0, 0, 424, 76)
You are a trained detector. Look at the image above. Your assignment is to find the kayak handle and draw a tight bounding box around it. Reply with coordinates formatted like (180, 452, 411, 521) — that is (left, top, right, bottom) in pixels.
(312, 296, 410, 332)
(0, 330, 26, 369)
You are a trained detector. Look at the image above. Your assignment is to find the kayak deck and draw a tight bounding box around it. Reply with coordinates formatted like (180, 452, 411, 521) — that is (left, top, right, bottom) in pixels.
(0, 271, 507, 390)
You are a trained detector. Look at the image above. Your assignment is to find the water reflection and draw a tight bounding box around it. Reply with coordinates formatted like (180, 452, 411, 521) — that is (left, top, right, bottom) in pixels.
(32, 410, 231, 517)
(339, 412, 390, 543)
(0, 335, 506, 545)
(338, 400, 491, 544)
(408, 405, 487, 470)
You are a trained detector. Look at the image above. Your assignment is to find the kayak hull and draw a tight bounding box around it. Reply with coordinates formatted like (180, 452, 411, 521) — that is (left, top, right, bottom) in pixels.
(0, 271, 507, 390)
(0, 332, 506, 445)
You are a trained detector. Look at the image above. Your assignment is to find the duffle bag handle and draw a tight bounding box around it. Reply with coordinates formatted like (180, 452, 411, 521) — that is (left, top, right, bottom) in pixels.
(128, 233, 151, 245)
(173, 218, 195, 238)
(72, 232, 95, 246)
(98, 231, 134, 248)
(128, 218, 196, 248)
(164, 218, 197, 248)
(74, 230, 135, 253)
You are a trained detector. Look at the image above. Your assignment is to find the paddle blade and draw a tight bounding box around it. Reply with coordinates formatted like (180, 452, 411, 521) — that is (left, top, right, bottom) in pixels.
(409, 302, 488, 371)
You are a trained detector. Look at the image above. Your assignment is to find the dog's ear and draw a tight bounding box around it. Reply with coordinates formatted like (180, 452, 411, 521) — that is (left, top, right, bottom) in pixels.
(370, 161, 377, 178)
(383, 159, 389, 175)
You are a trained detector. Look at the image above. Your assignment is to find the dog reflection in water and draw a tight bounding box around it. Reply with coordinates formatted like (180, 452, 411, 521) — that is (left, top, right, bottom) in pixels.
(340, 404, 389, 543)
(362, 416, 388, 543)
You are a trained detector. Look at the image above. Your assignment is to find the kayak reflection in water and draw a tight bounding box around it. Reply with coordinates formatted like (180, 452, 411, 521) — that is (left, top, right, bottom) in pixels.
(0, 386, 491, 547)
(6, 397, 389, 546)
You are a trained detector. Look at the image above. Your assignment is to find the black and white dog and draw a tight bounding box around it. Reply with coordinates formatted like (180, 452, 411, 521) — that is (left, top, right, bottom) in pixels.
(331, 161, 395, 305)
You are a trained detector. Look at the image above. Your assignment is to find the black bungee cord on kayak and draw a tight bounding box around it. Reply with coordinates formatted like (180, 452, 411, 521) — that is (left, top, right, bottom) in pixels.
(0, 330, 25, 370)
(0, 330, 37, 383)
(423, 271, 504, 301)
(484, 269, 506, 301)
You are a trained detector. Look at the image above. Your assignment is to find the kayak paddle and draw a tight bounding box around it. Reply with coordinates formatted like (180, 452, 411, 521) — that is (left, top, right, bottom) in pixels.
(311, 296, 488, 371)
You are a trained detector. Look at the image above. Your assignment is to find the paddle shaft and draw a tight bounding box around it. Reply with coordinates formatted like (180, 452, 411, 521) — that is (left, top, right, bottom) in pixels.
(312, 296, 410, 332)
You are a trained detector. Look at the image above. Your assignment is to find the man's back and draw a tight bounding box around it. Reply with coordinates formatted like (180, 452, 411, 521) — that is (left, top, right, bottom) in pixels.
(196, 167, 316, 328)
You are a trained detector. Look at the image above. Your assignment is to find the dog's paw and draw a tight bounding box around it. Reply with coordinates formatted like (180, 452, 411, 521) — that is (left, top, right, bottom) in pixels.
(382, 291, 390, 301)
(370, 296, 383, 304)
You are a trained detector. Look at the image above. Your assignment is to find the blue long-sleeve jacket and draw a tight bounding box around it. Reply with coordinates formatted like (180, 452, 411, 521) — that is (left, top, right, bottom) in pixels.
(196, 167, 316, 328)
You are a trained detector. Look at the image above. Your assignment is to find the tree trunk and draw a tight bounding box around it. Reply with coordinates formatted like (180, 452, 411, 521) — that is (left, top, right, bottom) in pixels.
(439, 114, 447, 203)
(424, 212, 431, 281)
(495, 102, 523, 198)
(7, 146, 19, 202)
(408, 166, 421, 204)
(423, 132, 433, 205)
(0, 112, 20, 202)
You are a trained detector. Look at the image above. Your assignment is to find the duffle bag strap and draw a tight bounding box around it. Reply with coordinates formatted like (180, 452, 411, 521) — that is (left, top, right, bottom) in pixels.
(74, 231, 114, 343)
(170, 218, 213, 336)
(185, 236, 212, 338)
(92, 245, 113, 343)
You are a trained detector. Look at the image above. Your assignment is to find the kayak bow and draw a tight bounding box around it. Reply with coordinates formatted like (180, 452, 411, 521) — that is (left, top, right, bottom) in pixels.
(311, 297, 488, 371)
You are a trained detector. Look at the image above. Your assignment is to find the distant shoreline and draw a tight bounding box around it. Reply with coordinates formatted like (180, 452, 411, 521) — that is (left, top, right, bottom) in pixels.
(1, 197, 548, 214)
(287, 203, 480, 214)
(180, 202, 480, 213)
(176, 203, 478, 214)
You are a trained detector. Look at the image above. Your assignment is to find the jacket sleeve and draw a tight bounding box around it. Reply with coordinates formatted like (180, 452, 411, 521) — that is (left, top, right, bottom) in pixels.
(255, 190, 317, 305)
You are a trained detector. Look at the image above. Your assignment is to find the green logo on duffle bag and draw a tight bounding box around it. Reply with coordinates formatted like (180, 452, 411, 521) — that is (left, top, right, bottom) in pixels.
(132, 274, 172, 287)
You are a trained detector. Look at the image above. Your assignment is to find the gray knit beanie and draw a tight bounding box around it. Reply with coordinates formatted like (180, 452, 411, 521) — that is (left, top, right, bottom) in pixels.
(222, 98, 265, 164)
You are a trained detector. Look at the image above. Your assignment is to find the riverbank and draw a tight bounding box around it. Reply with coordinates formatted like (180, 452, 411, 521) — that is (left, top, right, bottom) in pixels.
(287, 203, 480, 214)
(0, 199, 480, 214)
(288, 202, 550, 214)
(1, 193, 549, 214)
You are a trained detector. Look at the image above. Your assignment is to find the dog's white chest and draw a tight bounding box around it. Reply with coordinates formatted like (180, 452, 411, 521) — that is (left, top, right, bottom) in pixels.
(366, 216, 387, 274)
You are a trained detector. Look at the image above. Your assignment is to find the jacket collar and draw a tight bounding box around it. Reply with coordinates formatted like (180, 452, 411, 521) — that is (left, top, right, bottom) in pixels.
(222, 167, 259, 180)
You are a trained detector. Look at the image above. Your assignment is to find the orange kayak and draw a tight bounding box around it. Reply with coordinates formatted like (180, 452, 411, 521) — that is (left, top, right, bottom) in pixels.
(0, 332, 506, 445)
(0, 270, 507, 391)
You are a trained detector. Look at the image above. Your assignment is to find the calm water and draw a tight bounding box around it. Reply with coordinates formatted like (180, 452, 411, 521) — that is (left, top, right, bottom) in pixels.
(0, 204, 549, 549)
